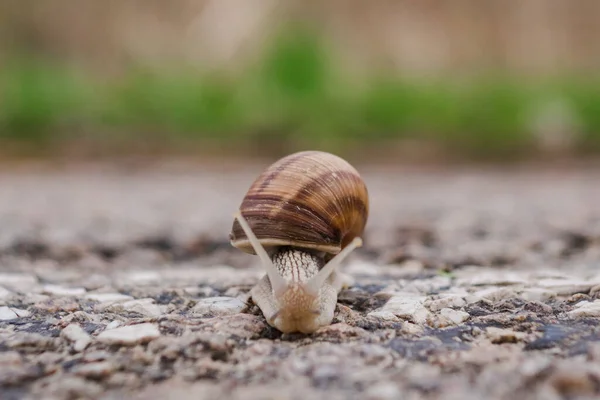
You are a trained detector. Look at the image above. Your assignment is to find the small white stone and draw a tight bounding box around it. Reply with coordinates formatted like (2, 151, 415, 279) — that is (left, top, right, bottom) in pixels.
(426, 295, 467, 311)
(344, 262, 382, 276)
(42, 284, 87, 297)
(367, 311, 399, 321)
(457, 270, 528, 286)
(223, 287, 251, 300)
(471, 287, 517, 302)
(80, 274, 111, 290)
(105, 320, 122, 330)
(192, 297, 247, 316)
(400, 321, 424, 335)
(0, 306, 18, 321)
(159, 266, 257, 287)
(119, 271, 161, 285)
(373, 284, 405, 297)
(519, 288, 556, 302)
(184, 286, 215, 297)
(61, 324, 92, 352)
(439, 308, 469, 325)
(59, 311, 96, 325)
(485, 327, 527, 343)
(379, 295, 431, 324)
(73, 361, 115, 378)
(396, 260, 426, 274)
(530, 269, 573, 280)
(404, 276, 452, 294)
(568, 300, 600, 318)
(11, 308, 31, 318)
(537, 279, 595, 296)
(0, 351, 22, 365)
(85, 293, 134, 303)
(121, 298, 162, 318)
(0, 286, 12, 300)
(96, 323, 160, 345)
(0, 273, 38, 292)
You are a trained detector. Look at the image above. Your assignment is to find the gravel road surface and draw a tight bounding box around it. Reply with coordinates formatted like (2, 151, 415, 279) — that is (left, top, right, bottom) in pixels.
(1, 161, 600, 400)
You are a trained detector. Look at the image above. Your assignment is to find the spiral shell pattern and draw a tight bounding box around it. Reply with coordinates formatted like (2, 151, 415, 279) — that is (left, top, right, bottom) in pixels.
(230, 151, 369, 256)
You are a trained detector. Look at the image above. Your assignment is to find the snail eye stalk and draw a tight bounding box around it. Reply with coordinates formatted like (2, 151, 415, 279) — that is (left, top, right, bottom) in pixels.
(233, 211, 288, 297)
(302, 237, 363, 297)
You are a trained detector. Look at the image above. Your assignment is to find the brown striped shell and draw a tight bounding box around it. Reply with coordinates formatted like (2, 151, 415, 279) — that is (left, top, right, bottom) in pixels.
(230, 150, 369, 256)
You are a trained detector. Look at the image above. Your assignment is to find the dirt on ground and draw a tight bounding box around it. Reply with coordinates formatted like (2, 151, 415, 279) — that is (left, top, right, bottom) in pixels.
(1, 161, 600, 400)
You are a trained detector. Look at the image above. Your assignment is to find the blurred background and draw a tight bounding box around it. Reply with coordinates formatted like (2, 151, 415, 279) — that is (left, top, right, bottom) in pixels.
(1, 0, 599, 164)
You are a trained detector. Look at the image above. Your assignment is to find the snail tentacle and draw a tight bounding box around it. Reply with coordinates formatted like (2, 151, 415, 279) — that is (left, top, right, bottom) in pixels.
(233, 210, 288, 297)
(303, 237, 363, 297)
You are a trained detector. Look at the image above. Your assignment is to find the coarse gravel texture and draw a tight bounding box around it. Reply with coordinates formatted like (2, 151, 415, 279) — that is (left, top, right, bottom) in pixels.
(1, 161, 600, 400)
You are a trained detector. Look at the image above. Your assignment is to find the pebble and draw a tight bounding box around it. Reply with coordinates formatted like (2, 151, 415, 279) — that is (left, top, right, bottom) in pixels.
(519, 355, 553, 378)
(223, 287, 251, 299)
(106, 372, 141, 389)
(485, 327, 527, 344)
(83, 351, 111, 363)
(439, 308, 470, 325)
(0, 306, 18, 320)
(0, 286, 12, 300)
(519, 288, 556, 302)
(73, 361, 115, 379)
(118, 271, 161, 285)
(106, 298, 163, 317)
(59, 311, 96, 325)
(6, 332, 56, 351)
(159, 266, 256, 287)
(42, 284, 87, 296)
(30, 376, 103, 399)
(0, 351, 22, 366)
(105, 320, 122, 330)
(367, 311, 400, 321)
(34, 266, 81, 283)
(184, 286, 216, 297)
(316, 323, 370, 339)
(396, 260, 427, 275)
(587, 342, 600, 361)
(80, 273, 112, 290)
(403, 276, 452, 294)
(401, 321, 424, 335)
(33, 298, 79, 313)
(11, 308, 31, 318)
(210, 314, 267, 339)
(426, 294, 467, 311)
(96, 323, 161, 345)
(312, 363, 340, 381)
(379, 295, 431, 324)
(470, 287, 518, 303)
(192, 296, 247, 316)
(568, 300, 600, 318)
(0, 273, 38, 292)
(456, 270, 528, 286)
(344, 261, 383, 276)
(537, 279, 596, 296)
(549, 363, 597, 397)
(61, 324, 92, 352)
(85, 293, 134, 303)
(121, 298, 163, 317)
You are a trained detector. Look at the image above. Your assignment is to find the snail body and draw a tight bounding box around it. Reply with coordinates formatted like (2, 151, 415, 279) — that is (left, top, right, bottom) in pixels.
(230, 151, 369, 334)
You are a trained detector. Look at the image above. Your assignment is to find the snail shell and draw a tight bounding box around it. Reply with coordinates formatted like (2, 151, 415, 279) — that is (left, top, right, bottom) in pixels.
(230, 150, 369, 256)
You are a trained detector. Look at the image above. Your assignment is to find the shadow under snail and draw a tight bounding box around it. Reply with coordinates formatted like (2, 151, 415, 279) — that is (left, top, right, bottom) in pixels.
(229, 150, 369, 334)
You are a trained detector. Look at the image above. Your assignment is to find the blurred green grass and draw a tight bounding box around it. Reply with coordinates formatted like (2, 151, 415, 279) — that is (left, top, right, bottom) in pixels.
(1, 29, 600, 160)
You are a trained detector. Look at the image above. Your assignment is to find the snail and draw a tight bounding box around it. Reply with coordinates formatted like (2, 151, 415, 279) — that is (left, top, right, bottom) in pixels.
(230, 150, 369, 334)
